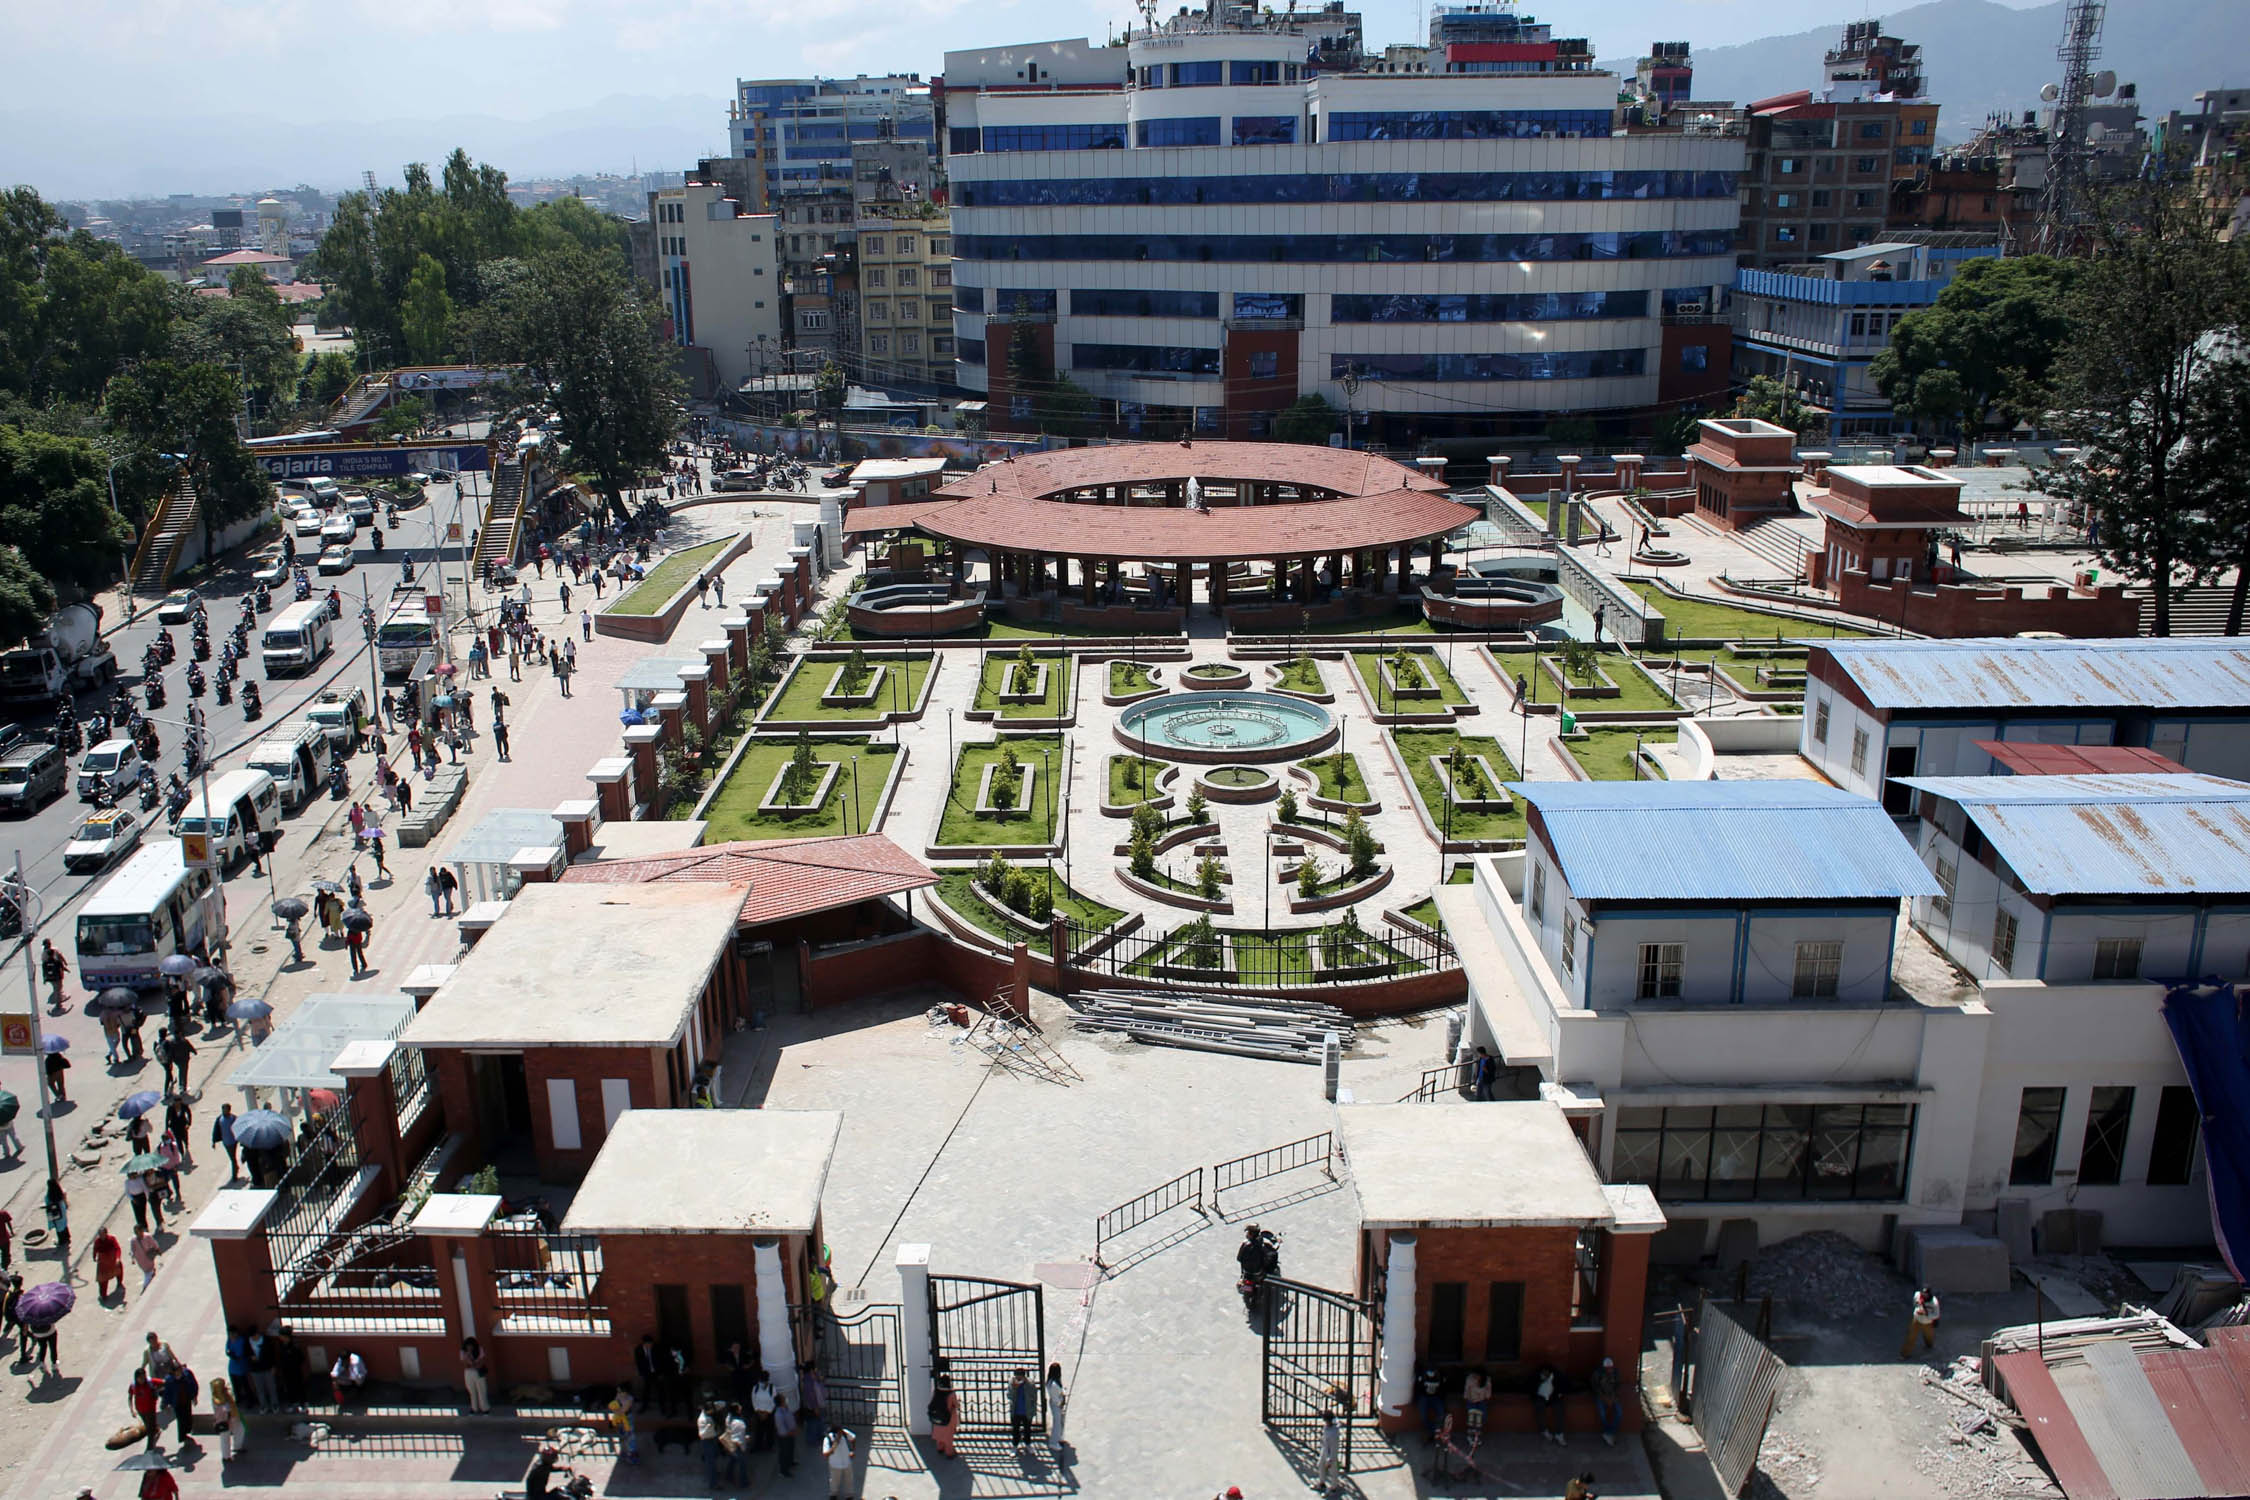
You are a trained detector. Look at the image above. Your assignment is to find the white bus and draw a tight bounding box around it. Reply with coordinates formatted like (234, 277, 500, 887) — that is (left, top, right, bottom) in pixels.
(75, 840, 219, 991)
(376, 597, 436, 680)
(262, 599, 335, 676)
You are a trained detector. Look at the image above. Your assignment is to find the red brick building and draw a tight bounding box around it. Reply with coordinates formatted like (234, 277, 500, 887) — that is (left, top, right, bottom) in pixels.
(1800, 461, 1967, 588)
(1687, 417, 1799, 530)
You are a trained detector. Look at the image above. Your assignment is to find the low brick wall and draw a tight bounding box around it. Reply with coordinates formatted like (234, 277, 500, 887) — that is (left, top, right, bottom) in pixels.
(595, 529, 759, 643)
(1838, 570, 2138, 638)
(847, 596, 986, 637)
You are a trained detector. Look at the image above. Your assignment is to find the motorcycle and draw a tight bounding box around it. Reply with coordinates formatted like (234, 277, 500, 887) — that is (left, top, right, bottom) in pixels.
(215, 677, 232, 706)
(241, 681, 263, 723)
(327, 760, 348, 800)
(254, 585, 272, 613)
(138, 777, 159, 812)
(191, 630, 210, 663)
(185, 664, 206, 699)
(1237, 1227, 1281, 1313)
(371, 528, 385, 554)
(156, 630, 176, 665)
(86, 713, 109, 746)
(57, 718, 81, 755)
(386, 507, 400, 531)
(90, 776, 115, 810)
(143, 676, 165, 710)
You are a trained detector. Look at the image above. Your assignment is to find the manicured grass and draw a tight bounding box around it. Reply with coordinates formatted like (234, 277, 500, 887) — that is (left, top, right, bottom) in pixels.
(1351, 647, 1470, 708)
(1645, 642, 1808, 672)
(1323, 927, 1428, 974)
(1110, 661, 1157, 695)
(607, 537, 733, 616)
(1301, 611, 1433, 636)
(1301, 751, 1371, 803)
(933, 870, 1123, 956)
(1229, 931, 1313, 986)
(1108, 753, 1168, 806)
(1185, 662, 1243, 680)
(1448, 864, 1474, 883)
(846, 616, 1161, 641)
(1393, 729, 1528, 843)
(699, 738, 902, 841)
(1621, 580, 1876, 643)
(936, 734, 1065, 846)
(765, 652, 935, 723)
(1401, 896, 1443, 933)
(1487, 649, 1680, 714)
(1206, 766, 1270, 788)
(1273, 657, 1327, 694)
(974, 650, 1075, 720)
(1568, 726, 1675, 781)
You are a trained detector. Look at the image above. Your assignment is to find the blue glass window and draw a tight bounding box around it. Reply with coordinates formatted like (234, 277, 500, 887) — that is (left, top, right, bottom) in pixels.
(1170, 62, 1224, 87)
(1678, 345, 1709, 372)
(1330, 290, 1648, 322)
(1071, 289, 1220, 318)
(1230, 61, 1283, 85)
(958, 230, 1733, 263)
(1073, 343, 1221, 375)
(1330, 349, 1646, 382)
(957, 338, 986, 365)
(989, 289, 1058, 315)
(980, 123, 1127, 152)
(952, 286, 984, 313)
(952, 169, 1736, 208)
(1136, 117, 1221, 148)
(1232, 116, 1297, 145)
(1232, 292, 1303, 320)
(1325, 109, 1612, 141)
(948, 128, 981, 155)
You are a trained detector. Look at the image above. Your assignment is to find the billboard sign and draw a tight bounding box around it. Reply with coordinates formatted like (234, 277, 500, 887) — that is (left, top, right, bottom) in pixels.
(393, 366, 516, 391)
(254, 442, 492, 480)
(0, 1011, 31, 1056)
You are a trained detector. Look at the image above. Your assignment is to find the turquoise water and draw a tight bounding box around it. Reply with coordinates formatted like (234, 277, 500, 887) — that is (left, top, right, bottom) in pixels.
(1122, 691, 1334, 754)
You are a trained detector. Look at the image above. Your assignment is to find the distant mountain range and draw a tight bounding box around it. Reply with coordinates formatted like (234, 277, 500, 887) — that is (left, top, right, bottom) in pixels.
(1600, 0, 2246, 142)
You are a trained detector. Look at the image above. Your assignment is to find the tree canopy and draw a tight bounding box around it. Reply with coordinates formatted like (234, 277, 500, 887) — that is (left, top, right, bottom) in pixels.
(1870, 256, 2077, 442)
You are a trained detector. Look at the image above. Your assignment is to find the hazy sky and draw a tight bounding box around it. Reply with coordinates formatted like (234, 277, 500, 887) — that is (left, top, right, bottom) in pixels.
(4, 0, 2055, 196)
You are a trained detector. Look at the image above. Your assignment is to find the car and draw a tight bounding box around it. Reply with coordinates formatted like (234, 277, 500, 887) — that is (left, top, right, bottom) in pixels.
(252, 560, 289, 589)
(292, 509, 327, 537)
(316, 543, 356, 575)
(823, 468, 853, 488)
(76, 737, 141, 800)
(714, 468, 757, 492)
(320, 514, 357, 544)
(62, 807, 143, 873)
(342, 493, 376, 521)
(155, 589, 200, 625)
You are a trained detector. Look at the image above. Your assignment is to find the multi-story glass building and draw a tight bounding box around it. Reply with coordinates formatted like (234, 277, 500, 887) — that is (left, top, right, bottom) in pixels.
(941, 7, 1742, 442)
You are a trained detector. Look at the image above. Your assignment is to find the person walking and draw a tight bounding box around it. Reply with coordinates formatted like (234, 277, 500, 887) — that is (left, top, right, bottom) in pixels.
(1009, 1368, 1036, 1456)
(1317, 1408, 1343, 1492)
(44, 1178, 68, 1260)
(492, 719, 510, 761)
(426, 866, 448, 918)
(43, 1042, 68, 1104)
(346, 919, 370, 976)
(92, 1226, 125, 1301)
(698, 1401, 723, 1488)
(101, 1006, 125, 1065)
(127, 1168, 153, 1234)
(581, 608, 592, 642)
(247, 1329, 279, 1411)
(212, 1103, 239, 1181)
(929, 1374, 959, 1458)
(0, 1207, 12, 1272)
(210, 1377, 247, 1462)
(559, 582, 570, 614)
(160, 1029, 195, 1095)
(40, 940, 68, 1011)
(166, 1361, 199, 1447)
(772, 1394, 798, 1476)
(697, 574, 711, 609)
(824, 1425, 857, 1499)
(714, 574, 725, 607)
(721, 1403, 749, 1487)
(129, 1368, 163, 1449)
(1901, 1286, 1941, 1359)
(1045, 1362, 1068, 1459)
(460, 1335, 491, 1413)
(367, 827, 389, 879)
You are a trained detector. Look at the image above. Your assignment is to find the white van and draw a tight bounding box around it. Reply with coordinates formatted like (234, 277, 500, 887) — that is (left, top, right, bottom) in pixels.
(243, 722, 333, 811)
(306, 476, 342, 506)
(173, 769, 279, 870)
(262, 599, 335, 676)
(77, 737, 143, 800)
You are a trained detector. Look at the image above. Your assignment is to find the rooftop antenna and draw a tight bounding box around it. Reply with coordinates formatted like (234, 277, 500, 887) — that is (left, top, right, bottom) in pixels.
(2037, 0, 2105, 254)
(361, 170, 378, 195)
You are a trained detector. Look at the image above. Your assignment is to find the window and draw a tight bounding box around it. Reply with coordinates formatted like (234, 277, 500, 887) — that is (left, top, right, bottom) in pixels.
(1332, 291, 1644, 323)
(1428, 1282, 1467, 1364)
(869, 334, 889, 354)
(1775, 226, 1799, 244)
(1329, 349, 1645, 383)
(2148, 1086, 2201, 1185)
(1774, 192, 1799, 209)
(933, 335, 953, 355)
(1569, 1230, 1604, 1328)
(1136, 117, 1222, 148)
(897, 267, 919, 287)
(1233, 116, 1298, 145)
(1930, 857, 1956, 918)
(1561, 917, 1576, 976)
(1813, 698, 1831, 743)
(1854, 156, 1882, 173)
(1072, 342, 1220, 375)
(2077, 1086, 2134, 1186)
(866, 268, 886, 288)
(1072, 288, 1220, 318)
(1485, 1282, 1525, 1361)
(1326, 109, 1612, 141)
(1792, 940, 1843, 998)
(931, 267, 951, 287)
(1229, 60, 1282, 85)
(1912, 118, 1930, 136)
(1170, 60, 1224, 87)
(931, 237, 950, 255)
(900, 332, 921, 355)
(2010, 1087, 2067, 1185)
(897, 235, 916, 254)
(1529, 862, 1546, 923)
(863, 235, 885, 254)
(1613, 1103, 1916, 1202)
(1851, 313, 1867, 337)
(958, 228, 1735, 264)
(1992, 909, 2019, 974)
(1679, 344, 1709, 373)
(1853, 191, 1878, 209)
(1637, 942, 1683, 999)
(896, 299, 919, 321)
(867, 300, 889, 321)
(1778, 158, 1802, 175)
(1246, 350, 1279, 380)
(1859, 121, 1889, 139)
(1811, 189, 1832, 207)
(1849, 728, 1869, 777)
(954, 168, 1740, 210)
(1810, 223, 1832, 242)
(2093, 937, 2142, 979)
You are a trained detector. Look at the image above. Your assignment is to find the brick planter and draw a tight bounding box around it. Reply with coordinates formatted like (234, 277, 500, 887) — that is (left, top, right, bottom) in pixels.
(593, 529, 757, 643)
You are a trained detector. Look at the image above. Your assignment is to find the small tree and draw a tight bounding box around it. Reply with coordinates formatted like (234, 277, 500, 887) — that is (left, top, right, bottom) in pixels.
(1297, 853, 1322, 899)
(1562, 639, 1599, 684)
(844, 645, 869, 691)
(1003, 865, 1034, 914)
(1182, 914, 1220, 968)
(1186, 787, 1209, 823)
(1196, 854, 1224, 899)
(1026, 883, 1053, 923)
(1130, 801, 1164, 844)
(1343, 808, 1377, 880)
(1277, 788, 1300, 824)
(785, 731, 819, 801)
(1129, 825, 1156, 880)
(982, 851, 1012, 893)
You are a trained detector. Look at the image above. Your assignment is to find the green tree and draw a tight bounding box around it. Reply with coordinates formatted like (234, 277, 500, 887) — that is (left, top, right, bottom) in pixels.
(1652, 405, 1706, 455)
(174, 269, 301, 423)
(2041, 171, 2250, 635)
(0, 192, 178, 408)
(1870, 256, 2076, 445)
(1732, 375, 1810, 433)
(372, 393, 434, 439)
(400, 253, 456, 364)
(103, 359, 273, 551)
(813, 361, 846, 417)
(0, 426, 134, 594)
(0, 545, 58, 645)
(300, 350, 357, 409)
(1297, 853, 1321, 900)
(1272, 393, 1338, 446)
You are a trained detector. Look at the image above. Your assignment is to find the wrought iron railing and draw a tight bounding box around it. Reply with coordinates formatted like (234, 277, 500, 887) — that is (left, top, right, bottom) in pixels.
(268, 1217, 444, 1321)
(261, 1107, 367, 1247)
(488, 1218, 607, 1330)
(1211, 1131, 1336, 1210)
(1399, 1060, 1468, 1103)
(1062, 919, 1456, 990)
(388, 1044, 432, 1133)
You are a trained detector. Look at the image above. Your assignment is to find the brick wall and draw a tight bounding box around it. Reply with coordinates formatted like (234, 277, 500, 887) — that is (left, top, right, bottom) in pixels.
(1838, 570, 2139, 638)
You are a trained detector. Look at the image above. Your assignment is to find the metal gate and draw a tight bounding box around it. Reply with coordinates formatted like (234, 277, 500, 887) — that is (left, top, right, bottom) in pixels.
(1260, 1278, 1376, 1470)
(794, 1301, 905, 1430)
(928, 1275, 1047, 1431)
(1690, 1297, 1786, 1497)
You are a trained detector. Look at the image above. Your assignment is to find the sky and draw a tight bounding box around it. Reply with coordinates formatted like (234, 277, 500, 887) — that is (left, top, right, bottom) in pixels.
(2, 0, 2054, 198)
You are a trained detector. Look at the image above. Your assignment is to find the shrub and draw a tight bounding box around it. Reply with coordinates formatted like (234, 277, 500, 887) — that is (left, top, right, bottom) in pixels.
(1297, 854, 1321, 899)
(1196, 854, 1223, 899)
(1002, 865, 1034, 914)
(1562, 639, 1600, 684)
(1343, 808, 1377, 880)
(1181, 914, 1220, 968)
(1130, 802, 1163, 843)
(1026, 883, 1053, 923)
(1129, 825, 1156, 880)
(1277, 788, 1300, 824)
(982, 851, 1012, 892)
(1186, 788, 1209, 823)
(1122, 758, 1140, 790)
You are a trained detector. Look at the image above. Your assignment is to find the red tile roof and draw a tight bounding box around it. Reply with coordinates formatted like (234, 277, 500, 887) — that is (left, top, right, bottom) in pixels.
(853, 487, 1475, 562)
(934, 440, 1445, 503)
(560, 833, 937, 926)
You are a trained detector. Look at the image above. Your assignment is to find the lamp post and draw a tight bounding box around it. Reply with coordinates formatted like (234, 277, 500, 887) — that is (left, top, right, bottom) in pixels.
(4, 857, 62, 1188)
(105, 455, 137, 621)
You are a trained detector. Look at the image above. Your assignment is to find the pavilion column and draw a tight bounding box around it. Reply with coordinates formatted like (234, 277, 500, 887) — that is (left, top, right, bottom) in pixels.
(1376, 1232, 1419, 1415)
(1430, 537, 1445, 576)
(1299, 556, 1315, 600)
(753, 1238, 800, 1406)
(1349, 551, 1363, 590)
(1081, 558, 1097, 605)
(950, 548, 965, 598)
(1177, 561, 1192, 611)
(1394, 544, 1409, 589)
(1213, 562, 1230, 609)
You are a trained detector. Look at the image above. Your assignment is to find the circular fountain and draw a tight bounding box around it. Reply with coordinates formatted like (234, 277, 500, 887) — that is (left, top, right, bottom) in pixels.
(1116, 691, 1338, 765)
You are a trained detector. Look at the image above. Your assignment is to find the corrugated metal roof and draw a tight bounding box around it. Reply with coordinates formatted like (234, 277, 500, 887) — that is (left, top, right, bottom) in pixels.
(1816, 638, 2250, 712)
(1505, 781, 1940, 903)
(2060, 1341, 2208, 1500)
(1898, 774, 2250, 896)
(1973, 741, 2186, 777)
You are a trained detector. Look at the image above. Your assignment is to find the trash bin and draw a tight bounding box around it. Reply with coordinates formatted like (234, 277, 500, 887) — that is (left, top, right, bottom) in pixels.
(1560, 711, 1577, 734)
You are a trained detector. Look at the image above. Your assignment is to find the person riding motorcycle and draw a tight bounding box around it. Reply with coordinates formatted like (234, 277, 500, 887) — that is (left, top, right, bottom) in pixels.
(1237, 1224, 1280, 1287)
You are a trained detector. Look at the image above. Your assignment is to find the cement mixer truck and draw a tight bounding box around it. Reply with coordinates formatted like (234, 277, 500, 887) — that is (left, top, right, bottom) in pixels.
(0, 603, 117, 712)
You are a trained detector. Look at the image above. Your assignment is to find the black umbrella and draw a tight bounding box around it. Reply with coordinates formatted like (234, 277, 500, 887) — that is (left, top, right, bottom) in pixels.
(191, 965, 227, 985)
(342, 909, 374, 934)
(114, 1450, 171, 1472)
(88, 986, 141, 1016)
(271, 896, 309, 921)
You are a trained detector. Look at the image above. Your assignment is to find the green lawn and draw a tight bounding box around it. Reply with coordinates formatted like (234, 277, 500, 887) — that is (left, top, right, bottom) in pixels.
(765, 652, 935, 723)
(937, 734, 1066, 846)
(1393, 729, 1528, 843)
(608, 537, 734, 616)
(847, 616, 1165, 642)
(1228, 931, 1313, 986)
(1643, 642, 1808, 671)
(1110, 661, 1158, 695)
(1301, 750, 1372, 803)
(1351, 647, 1470, 709)
(933, 870, 1123, 956)
(1272, 657, 1327, 694)
(974, 650, 1075, 720)
(699, 738, 902, 840)
(1487, 649, 1680, 713)
(1569, 726, 1675, 781)
(1206, 766, 1271, 788)
(1401, 897, 1443, 933)
(1108, 753, 1167, 806)
(1621, 581, 1876, 643)
(1184, 662, 1244, 680)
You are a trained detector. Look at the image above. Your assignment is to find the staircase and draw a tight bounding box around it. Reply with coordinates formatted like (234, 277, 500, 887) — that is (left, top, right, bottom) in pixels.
(473, 460, 526, 574)
(129, 476, 200, 595)
(329, 377, 393, 435)
(1732, 518, 1816, 582)
(2135, 582, 2247, 637)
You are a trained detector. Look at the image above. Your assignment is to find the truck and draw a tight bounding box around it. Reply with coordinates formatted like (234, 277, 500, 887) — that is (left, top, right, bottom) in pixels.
(0, 603, 117, 712)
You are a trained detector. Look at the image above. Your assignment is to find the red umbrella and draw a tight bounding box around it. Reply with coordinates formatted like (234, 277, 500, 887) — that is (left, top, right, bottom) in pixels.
(307, 1088, 342, 1112)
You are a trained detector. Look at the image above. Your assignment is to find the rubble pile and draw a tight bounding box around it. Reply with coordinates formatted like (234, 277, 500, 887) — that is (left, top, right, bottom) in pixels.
(1744, 1230, 1906, 1320)
(1912, 1358, 2062, 1500)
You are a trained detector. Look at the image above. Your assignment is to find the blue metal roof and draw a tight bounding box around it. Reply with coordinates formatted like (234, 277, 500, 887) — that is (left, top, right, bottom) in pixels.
(1505, 781, 1940, 904)
(1897, 773, 2250, 896)
(1817, 638, 2250, 713)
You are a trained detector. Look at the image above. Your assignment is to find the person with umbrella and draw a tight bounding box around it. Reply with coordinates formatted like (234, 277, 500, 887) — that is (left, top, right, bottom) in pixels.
(0, 1086, 20, 1163)
(126, 1161, 163, 1233)
(158, 1026, 195, 1095)
(366, 824, 389, 879)
(17, 1280, 69, 1374)
(228, 995, 273, 1044)
(197, 966, 232, 1030)
(231, 1110, 290, 1188)
(345, 902, 373, 976)
(92, 1225, 125, 1301)
(43, 1178, 67, 1260)
(42, 1034, 69, 1104)
(272, 897, 309, 965)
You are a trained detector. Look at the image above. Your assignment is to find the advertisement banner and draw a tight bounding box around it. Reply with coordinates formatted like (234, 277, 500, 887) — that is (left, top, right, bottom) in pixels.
(180, 831, 208, 867)
(254, 443, 492, 481)
(393, 366, 516, 391)
(0, 1011, 31, 1055)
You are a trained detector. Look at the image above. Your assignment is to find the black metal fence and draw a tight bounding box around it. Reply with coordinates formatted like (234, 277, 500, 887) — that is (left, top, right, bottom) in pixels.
(1260, 1278, 1375, 1469)
(790, 1302, 904, 1430)
(1093, 1167, 1205, 1269)
(928, 1275, 1047, 1431)
(269, 1215, 443, 1320)
(1062, 918, 1456, 990)
(1212, 1132, 1336, 1212)
(261, 1107, 366, 1246)
(488, 1219, 608, 1330)
(1400, 1061, 1468, 1103)
(388, 1045, 432, 1132)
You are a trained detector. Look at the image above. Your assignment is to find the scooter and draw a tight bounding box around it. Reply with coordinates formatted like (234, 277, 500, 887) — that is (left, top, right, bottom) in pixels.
(155, 630, 176, 665)
(371, 528, 385, 554)
(185, 664, 206, 699)
(190, 630, 210, 663)
(241, 681, 263, 723)
(254, 585, 272, 613)
(1237, 1228, 1281, 1313)
(143, 676, 165, 710)
(138, 775, 158, 812)
(328, 760, 349, 800)
(215, 676, 232, 707)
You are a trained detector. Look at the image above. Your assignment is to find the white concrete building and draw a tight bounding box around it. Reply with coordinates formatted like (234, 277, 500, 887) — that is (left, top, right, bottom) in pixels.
(649, 180, 785, 395)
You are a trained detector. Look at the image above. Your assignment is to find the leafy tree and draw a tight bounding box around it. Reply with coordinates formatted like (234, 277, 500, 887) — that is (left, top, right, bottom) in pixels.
(175, 269, 301, 422)
(1545, 415, 1599, 449)
(1129, 824, 1155, 880)
(1272, 393, 1338, 446)
(1276, 787, 1299, 824)
(1343, 808, 1377, 881)
(1870, 256, 2076, 444)
(1732, 375, 1809, 433)
(2041, 171, 2250, 635)
(0, 193, 177, 408)
(0, 426, 134, 594)
(301, 350, 358, 410)
(372, 394, 434, 439)
(1652, 406, 1706, 455)
(1186, 787, 1208, 823)
(0, 546, 57, 646)
(400, 253, 456, 364)
(1297, 853, 1321, 899)
(1196, 854, 1223, 900)
(103, 359, 273, 550)
(813, 361, 846, 417)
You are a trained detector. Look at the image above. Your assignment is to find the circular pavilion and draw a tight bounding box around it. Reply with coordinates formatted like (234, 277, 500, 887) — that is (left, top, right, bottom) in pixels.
(843, 440, 1477, 633)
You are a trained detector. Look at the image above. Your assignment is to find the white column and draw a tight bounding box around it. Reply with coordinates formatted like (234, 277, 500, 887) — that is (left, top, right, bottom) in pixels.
(1376, 1231, 1419, 1415)
(752, 1238, 800, 1406)
(898, 1243, 934, 1436)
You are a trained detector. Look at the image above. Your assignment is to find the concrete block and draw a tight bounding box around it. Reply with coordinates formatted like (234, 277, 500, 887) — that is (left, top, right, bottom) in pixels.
(1996, 1198, 2034, 1263)
(395, 765, 469, 848)
(1902, 1226, 2013, 1294)
(2038, 1208, 2079, 1256)
(1714, 1218, 1760, 1275)
(1649, 1217, 1709, 1267)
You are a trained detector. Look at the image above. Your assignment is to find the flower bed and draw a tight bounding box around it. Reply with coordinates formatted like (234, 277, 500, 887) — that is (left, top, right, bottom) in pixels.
(699, 738, 903, 841)
(972, 649, 1074, 723)
(1183, 662, 1251, 689)
(1196, 764, 1276, 804)
(1104, 754, 1178, 815)
(1430, 751, 1510, 812)
(760, 651, 937, 727)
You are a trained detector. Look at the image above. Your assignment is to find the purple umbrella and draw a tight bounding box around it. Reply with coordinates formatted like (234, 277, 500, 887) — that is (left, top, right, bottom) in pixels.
(158, 954, 199, 978)
(117, 1091, 163, 1119)
(40, 1034, 67, 1054)
(15, 1281, 74, 1325)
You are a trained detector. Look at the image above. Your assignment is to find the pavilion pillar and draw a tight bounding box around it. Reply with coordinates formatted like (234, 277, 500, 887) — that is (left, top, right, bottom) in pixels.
(1081, 559, 1097, 605)
(1177, 561, 1192, 612)
(1349, 551, 1363, 590)
(1299, 556, 1315, 600)
(1430, 537, 1445, 576)
(950, 548, 965, 598)
(1213, 563, 1230, 609)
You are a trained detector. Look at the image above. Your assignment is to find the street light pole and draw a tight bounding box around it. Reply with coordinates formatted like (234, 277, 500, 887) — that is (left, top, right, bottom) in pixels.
(8, 854, 61, 1188)
(106, 457, 136, 622)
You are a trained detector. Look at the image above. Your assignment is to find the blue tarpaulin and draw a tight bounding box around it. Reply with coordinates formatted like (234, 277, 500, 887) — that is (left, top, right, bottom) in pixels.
(2161, 983, 2250, 1281)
